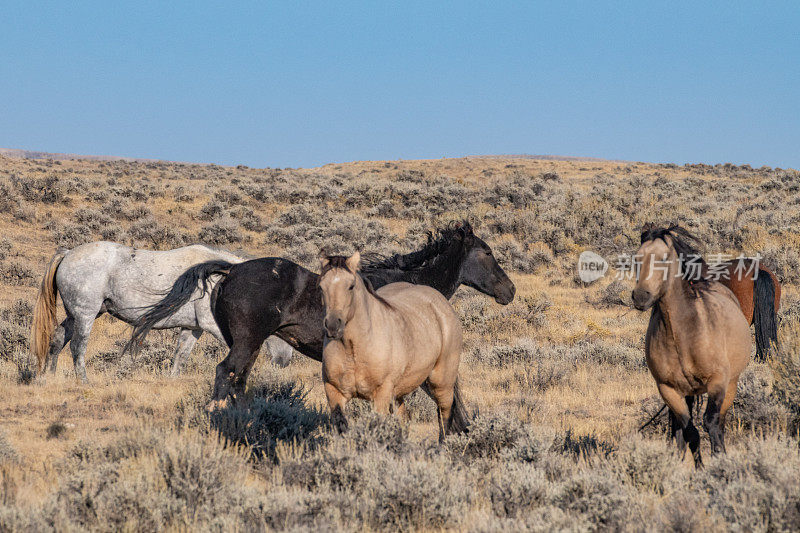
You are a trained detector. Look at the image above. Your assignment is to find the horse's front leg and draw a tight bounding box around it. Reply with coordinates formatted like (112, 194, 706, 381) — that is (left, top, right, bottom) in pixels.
(324, 381, 350, 433)
(704, 380, 731, 455)
(659, 384, 702, 467)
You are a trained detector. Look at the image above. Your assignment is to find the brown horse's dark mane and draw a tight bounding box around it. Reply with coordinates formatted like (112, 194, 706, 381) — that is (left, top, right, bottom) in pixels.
(640, 223, 710, 296)
(320, 255, 392, 307)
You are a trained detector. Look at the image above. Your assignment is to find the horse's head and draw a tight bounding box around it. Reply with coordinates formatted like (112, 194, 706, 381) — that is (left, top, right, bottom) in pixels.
(633, 223, 705, 310)
(457, 223, 516, 305)
(319, 252, 362, 340)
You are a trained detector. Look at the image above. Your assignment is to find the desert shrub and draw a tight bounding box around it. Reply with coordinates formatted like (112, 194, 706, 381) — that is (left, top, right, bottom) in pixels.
(609, 436, 677, 494)
(172, 186, 195, 203)
(209, 379, 328, 461)
(552, 470, 634, 529)
(494, 239, 548, 273)
(198, 199, 225, 220)
(50, 428, 265, 531)
(73, 207, 113, 230)
(489, 463, 548, 518)
(197, 217, 244, 246)
(444, 413, 544, 463)
(213, 187, 245, 206)
(102, 197, 136, 220)
(51, 222, 93, 248)
(0, 259, 36, 286)
(732, 365, 792, 432)
(0, 300, 32, 359)
(0, 431, 17, 464)
(483, 172, 544, 208)
(402, 388, 436, 423)
(227, 206, 266, 232)
(14, 175, 67, 204)
(588, 280, 628, 308)
(515, 358, 572, 392)
(93, 337, 174, 378)
(366, 456, 472, 530)
(129, 218, 186, 248)
(697, 437, 800, 530)
(0, 239, 12, 261)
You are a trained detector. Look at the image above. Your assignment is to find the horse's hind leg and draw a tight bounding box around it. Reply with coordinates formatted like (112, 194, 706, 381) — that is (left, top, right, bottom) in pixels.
(373, 382, 396, 415)
(170, 328, 202, 377)
(45, 316, 74, 373)
(69, 315, 97, 383)
(210, 335, 263, 408)
(424, 379, 455, 443)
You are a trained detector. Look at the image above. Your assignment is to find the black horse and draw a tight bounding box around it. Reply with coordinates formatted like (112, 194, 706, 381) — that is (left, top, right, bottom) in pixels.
(128, 222, 515, 405)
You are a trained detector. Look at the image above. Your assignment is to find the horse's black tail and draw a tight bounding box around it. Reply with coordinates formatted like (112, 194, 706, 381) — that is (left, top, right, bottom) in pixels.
(123, 260, 234, 354)
(447, 379, 471, 434)
(753, 268, 778, 362)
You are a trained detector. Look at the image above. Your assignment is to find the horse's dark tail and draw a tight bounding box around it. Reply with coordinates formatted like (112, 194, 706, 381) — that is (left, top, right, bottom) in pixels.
(753, 268, 778, 362)
(123, 260, 234, 354)
(447, 379, 471, 434)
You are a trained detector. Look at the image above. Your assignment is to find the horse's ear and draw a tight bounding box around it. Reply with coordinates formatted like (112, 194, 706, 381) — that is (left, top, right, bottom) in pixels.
(346, 251, 361, 272)
(640, 222, 656, 243)
(319, 250, 329, 271)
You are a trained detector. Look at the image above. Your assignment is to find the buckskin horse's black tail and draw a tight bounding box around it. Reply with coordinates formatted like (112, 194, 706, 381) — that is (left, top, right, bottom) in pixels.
(123, 260, 234, 354)
(753, 268, 778, 361)
(422, 378, 471, 435)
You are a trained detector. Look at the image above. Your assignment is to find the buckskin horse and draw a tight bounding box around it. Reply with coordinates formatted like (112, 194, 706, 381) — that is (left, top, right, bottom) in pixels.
(633, 224, 752, 467)
(319, 252, 467, 441)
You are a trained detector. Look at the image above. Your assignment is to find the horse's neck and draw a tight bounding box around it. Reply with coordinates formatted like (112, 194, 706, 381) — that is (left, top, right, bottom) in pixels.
(656, 270, 696, 348)
(343, 282, 383, 345)
(399, 246, 463, 298)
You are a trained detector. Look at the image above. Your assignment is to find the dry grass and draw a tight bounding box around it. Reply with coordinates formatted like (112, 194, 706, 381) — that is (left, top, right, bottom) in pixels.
(1, 155, 799, 530)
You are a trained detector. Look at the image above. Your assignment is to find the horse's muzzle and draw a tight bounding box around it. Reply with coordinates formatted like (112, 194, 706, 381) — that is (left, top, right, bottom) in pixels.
(631, 288, 654, 310)
(494, 280, 516, 305)
(324, 316, 344, 340)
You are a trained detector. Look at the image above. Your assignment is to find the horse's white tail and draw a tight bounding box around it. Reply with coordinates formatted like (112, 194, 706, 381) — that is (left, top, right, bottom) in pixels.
(30, 251, 67, 372)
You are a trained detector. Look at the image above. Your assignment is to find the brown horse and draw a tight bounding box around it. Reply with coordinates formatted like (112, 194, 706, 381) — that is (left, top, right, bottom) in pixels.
(714, 260, 780, 360)
(633, 225, 752, 467)
(319, 252, 467, 442)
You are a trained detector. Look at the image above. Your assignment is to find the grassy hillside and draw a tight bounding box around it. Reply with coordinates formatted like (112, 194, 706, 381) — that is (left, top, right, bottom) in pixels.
(1, 155, 799, 530)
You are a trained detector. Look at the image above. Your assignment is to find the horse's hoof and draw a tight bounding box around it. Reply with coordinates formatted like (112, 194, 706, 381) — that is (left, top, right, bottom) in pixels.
(205, 398, 229, 413)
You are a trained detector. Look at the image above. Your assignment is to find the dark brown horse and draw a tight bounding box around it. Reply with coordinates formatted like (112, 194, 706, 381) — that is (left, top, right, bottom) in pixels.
(703, 259, 780, 360)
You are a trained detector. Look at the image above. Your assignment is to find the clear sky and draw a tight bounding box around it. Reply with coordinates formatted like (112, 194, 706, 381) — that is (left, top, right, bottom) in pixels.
(1, 1, 798, 168)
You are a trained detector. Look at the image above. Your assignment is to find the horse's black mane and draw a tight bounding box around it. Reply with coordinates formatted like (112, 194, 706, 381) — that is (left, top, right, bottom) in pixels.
(640, 223, 709, 294)
(361, 221, 473, 273)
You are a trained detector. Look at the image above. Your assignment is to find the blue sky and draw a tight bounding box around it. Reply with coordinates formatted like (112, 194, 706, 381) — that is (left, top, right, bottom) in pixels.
(1, 1, 798, 168)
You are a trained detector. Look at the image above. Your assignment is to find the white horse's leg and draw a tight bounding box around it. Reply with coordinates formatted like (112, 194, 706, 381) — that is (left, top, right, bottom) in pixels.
(45, 316, 74, 373)
(266, 336, 293, 367)
(69, 315, 96, 383)
(170, 328, 202, 376)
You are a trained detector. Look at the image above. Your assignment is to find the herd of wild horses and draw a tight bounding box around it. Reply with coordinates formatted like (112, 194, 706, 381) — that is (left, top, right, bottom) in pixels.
(29, 222, 780, 462)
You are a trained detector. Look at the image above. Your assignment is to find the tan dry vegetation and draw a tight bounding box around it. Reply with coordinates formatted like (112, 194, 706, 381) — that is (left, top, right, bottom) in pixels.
(1, 155, 799, 530)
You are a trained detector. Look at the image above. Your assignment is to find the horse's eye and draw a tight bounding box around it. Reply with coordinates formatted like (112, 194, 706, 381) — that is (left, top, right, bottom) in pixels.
(349, 284, 355, 291)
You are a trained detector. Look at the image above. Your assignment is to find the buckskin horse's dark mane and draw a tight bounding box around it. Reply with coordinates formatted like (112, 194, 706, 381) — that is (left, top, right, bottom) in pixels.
(641, 223, 710, 295)
(361, 221, 472, 275)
